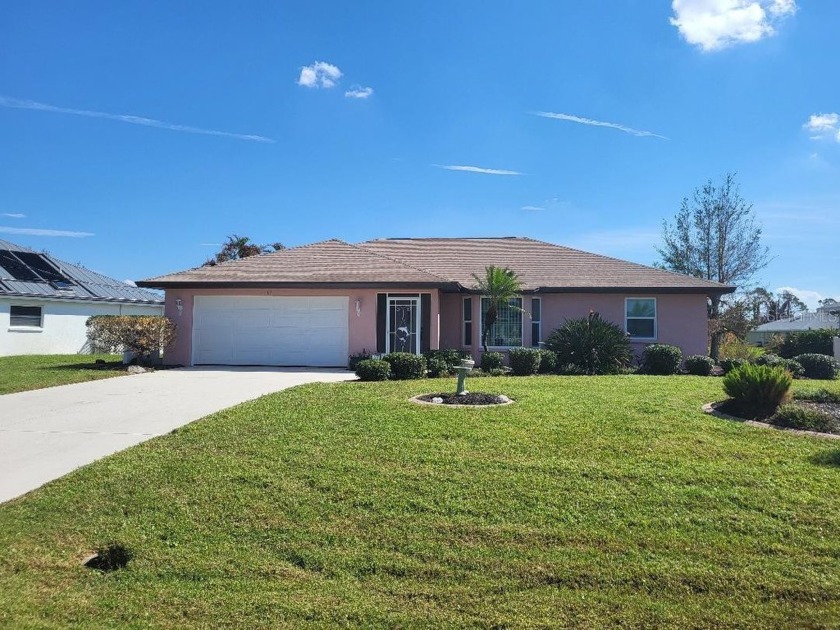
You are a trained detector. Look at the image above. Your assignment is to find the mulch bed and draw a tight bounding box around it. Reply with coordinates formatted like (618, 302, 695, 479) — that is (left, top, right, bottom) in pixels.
(416, 392, 511, 406)
(705, 400, 840, 439)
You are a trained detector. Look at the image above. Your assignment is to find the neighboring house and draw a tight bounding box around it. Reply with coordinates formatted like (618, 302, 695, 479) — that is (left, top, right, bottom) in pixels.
(746, 303, 840, 346)
(137, 237, 733, 367)
(0, 239, 164, 356)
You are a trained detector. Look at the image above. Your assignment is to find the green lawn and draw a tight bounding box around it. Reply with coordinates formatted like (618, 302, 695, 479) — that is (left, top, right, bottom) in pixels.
(0, 354, 124, 395)
(1, 376, 840, 628)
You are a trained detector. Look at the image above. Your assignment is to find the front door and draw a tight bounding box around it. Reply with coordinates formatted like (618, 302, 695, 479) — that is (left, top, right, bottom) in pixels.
(387, 297, 420, 354)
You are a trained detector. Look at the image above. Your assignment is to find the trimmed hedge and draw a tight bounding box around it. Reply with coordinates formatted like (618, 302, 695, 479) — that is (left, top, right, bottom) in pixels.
(383, 353, 426, 380)
(86, 315, 176, 364)
(794, 354, 838, 380)
(777, 329, 835, 358)
(355, 359, 390, 381)
(723, 364, 792, 418)
(537, 349, 557, 374)
(684, 355, 715, 376)
(480, 352, 505, 371)
(719, 358, 747, 374)
(641, 344, 683, 376)
(508, 348, 541, 376)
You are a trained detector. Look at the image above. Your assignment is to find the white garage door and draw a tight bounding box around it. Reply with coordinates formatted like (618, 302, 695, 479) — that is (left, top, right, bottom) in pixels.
(192, 296, 348, 367)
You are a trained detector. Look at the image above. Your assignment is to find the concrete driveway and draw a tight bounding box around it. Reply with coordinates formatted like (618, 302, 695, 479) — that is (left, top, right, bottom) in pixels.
(0, 367, 352, 504)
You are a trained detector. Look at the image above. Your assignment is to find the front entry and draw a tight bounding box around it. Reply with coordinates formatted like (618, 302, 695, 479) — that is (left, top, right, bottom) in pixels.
(387, 297, 420, 354)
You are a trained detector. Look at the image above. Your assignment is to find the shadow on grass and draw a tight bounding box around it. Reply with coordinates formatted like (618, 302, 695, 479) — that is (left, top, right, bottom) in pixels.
(809, 449, 840, 468)
(45, 360, 126, 372)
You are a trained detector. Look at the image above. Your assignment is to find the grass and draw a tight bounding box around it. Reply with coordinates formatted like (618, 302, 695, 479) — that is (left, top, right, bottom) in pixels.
(0, 354, 124, 395)
(1, 376, 840, 627)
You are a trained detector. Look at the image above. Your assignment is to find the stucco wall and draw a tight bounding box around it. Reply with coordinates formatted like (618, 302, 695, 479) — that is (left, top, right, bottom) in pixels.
(439, 292, 710, 362)
(163, 287, 441, 366)
(0, 298, 163, 356)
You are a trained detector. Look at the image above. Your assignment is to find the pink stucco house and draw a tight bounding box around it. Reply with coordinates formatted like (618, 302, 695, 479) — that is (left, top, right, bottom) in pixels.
(137, 237, 734, 367)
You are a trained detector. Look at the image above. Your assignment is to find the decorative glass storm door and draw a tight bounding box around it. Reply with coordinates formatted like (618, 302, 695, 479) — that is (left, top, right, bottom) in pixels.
(387, 297, 420, 354)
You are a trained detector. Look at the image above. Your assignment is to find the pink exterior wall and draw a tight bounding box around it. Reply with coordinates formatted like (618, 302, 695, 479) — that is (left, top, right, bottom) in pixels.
(439, 292, 710, 362)
(163, 287, 440, 366)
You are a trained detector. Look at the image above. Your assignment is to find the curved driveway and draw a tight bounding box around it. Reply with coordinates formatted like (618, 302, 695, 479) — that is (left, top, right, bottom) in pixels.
(0, 367, 352, 504)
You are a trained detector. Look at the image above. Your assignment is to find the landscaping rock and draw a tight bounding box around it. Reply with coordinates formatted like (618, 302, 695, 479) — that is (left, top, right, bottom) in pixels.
(431, 397, 444, 404)
(127, 365, 147, 375)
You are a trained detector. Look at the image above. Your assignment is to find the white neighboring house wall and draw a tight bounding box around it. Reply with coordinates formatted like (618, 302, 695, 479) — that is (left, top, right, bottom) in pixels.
(0, 297, 163, 356)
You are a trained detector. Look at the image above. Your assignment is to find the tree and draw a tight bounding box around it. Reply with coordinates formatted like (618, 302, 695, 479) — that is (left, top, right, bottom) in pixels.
(203, 235, 284, 266)
(471, 266, 523, 353)
(657, 173, 770, 359)
(748, 288, 807, 322)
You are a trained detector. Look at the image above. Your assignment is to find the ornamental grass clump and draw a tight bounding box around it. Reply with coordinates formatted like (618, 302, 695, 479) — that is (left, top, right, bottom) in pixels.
(722, 363, 792, 418)
(545, 312, 631, 375)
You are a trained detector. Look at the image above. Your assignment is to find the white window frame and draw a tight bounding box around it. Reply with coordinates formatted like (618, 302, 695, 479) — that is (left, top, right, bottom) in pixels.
(462, 296, 473, 348)
(530, 297, 541, 347)
(9, 304, 43, 330)
(480, 296, 524, 349)
(625, 297, 657, 341)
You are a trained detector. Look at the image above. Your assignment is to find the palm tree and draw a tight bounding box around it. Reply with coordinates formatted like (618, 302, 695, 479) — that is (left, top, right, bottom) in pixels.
(471, 266, 523, 352)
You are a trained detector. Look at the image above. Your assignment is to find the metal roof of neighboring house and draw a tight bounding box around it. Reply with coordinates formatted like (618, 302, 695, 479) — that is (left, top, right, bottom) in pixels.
(137, 236, 735, 293)
(0, 239, 163, 304)
(749, 311, 840, 334)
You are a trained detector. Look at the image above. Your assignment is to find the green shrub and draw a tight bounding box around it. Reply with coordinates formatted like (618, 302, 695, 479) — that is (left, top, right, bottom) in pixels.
(480, 352, 505, 371)
(537, 349, 557, 374)
(684, 355, 715, 376)
(773, 404, 839, 434)
(423, 349, 463, 370)
(467, 367, 508, 378)
(355, 359, 390, 381)
(348, 350, 371, 371)
(719, 333, 764, 361)
(719, 358, 747, 374)
(780, 358, 804, 378)
(556, 363, 588, 376)
(383, 353, 427, 380)
(545, 312, 632, 375)
(508, 347, 541, 376)
(86, 315, 176, 365)
(778, 329, 835, 358)
(641, 344, 683, 376)
(793, 354, 838, 380)
(755, 353, 783, 367)
(425, 357, 451, 377)
(795, 388, 840, 403)
(722, 364, 792, 418)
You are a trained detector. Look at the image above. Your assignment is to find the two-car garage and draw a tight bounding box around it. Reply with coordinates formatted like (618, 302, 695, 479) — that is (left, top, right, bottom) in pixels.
(191, 296, 349, 367)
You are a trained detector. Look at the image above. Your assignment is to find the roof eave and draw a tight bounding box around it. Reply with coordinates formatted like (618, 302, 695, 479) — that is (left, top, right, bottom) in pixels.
(530, 285, 736, 295)
(135, 280, 457, 290)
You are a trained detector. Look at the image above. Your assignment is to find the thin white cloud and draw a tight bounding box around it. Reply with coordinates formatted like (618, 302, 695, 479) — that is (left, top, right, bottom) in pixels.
(533, 111, 668, 139)
(0, 95, 274, 143)
(804, 113, 840, 142)
(297, 61, 342, 88)
(435, 164, 521, 176)
(345, 85, 374, 99)
(670, 0, 798, 52)
(520, 205, 544, 211)
(1, 213, 25, 218)
(0, 226, 94, 238)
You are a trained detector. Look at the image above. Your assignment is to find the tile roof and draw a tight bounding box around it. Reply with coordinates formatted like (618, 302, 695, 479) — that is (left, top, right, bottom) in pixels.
(138, 239, 447, 286)
(137, 236, 734, 293)
(0, 238, 163, 304)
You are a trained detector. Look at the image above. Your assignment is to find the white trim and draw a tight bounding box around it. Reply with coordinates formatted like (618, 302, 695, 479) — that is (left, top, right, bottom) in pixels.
(462, 296, 473, 348)
(625, 297, 658, 341)
(386, 295, 421, 354)
(530, 297, 541, 347)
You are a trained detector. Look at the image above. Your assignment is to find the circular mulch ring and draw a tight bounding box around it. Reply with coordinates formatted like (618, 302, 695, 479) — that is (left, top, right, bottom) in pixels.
(411, 392, 514, 407)
(702, 402, 840, 440)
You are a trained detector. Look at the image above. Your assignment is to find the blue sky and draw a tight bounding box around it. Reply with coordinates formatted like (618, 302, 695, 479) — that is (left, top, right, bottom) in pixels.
(0, 1, 837, 307)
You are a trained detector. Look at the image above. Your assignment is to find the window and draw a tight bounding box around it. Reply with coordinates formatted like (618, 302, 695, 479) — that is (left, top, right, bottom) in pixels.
(463, 297, 473, 346)
(10, 305, 42, 328)
(531, 297, 541, 347)
(481, 297, 522, 347)
(626, 298, 656, 339)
